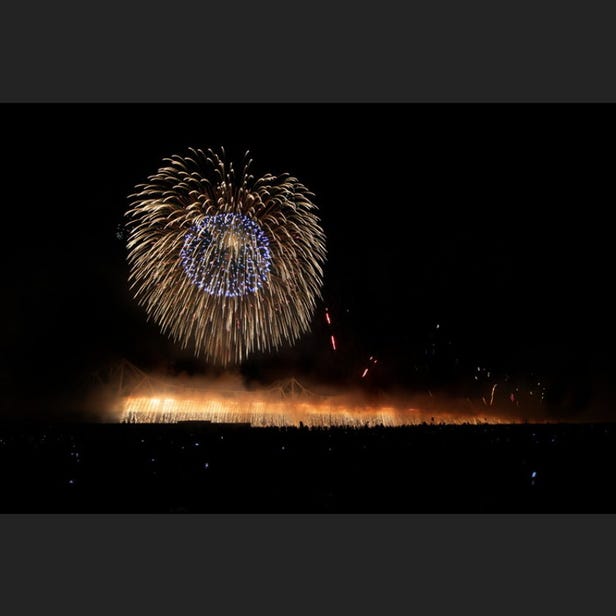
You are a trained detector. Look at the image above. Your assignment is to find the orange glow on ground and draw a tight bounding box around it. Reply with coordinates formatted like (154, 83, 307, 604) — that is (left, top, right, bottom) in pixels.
(119, 394, 529, 427)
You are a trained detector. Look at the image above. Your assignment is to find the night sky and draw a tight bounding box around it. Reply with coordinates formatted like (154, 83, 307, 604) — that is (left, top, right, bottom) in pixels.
(2, 104, 614, 418)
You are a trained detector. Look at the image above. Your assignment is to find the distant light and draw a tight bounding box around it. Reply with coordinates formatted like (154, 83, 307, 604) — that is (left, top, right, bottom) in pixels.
(204, 462, 209, 469)
(436, 323, 440, 329)
(194, 442, 200, 447)
(531, 471, 537, 478)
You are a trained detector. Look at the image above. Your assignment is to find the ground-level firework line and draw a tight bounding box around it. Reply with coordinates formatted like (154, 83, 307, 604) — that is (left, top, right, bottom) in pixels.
(119, 396, 528, 427)
(103, 360, 553, 427)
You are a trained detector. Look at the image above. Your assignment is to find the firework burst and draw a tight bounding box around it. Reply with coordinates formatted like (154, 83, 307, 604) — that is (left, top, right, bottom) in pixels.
(126, 148, 326, 365)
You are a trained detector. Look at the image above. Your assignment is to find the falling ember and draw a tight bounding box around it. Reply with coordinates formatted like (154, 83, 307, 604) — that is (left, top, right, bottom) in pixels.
(330, 335, 337, 351)
(361, 368, 369, 378)
(325, 309, 331, 325)
(490, 383, 498, 406)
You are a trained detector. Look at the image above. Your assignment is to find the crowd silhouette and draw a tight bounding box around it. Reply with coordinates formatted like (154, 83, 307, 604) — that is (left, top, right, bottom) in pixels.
(0, 421, 614, 512)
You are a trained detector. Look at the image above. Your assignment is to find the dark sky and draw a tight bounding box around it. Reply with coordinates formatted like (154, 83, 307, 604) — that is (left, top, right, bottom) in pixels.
(1, 104, 614, 417)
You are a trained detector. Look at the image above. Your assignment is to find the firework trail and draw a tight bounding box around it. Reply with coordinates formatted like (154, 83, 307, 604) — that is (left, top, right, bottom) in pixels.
(126, 148, 327, 365)
(360, 355, 378, 379)
(490, 383, 497, 406)
(323, 307, 339, 351)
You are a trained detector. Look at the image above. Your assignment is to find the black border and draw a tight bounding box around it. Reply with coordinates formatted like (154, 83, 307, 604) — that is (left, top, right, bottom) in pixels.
(3, 2, 616, 613)
(3, 514, 615, 613)
(3, 2, 616, 102)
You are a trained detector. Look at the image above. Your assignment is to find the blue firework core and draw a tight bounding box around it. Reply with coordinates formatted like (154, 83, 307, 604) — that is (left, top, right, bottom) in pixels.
(180, 213, 271, 297)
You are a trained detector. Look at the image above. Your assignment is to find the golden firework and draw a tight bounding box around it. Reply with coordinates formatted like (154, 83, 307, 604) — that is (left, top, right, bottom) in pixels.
(126, 148, 326, 365)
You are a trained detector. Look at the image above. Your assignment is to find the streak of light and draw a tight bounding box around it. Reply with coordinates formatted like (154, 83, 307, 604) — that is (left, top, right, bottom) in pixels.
(490, 383, 497, 406)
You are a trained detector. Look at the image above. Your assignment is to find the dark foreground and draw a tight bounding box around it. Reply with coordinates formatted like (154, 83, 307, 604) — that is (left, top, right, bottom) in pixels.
(0, 421, 615, 512)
